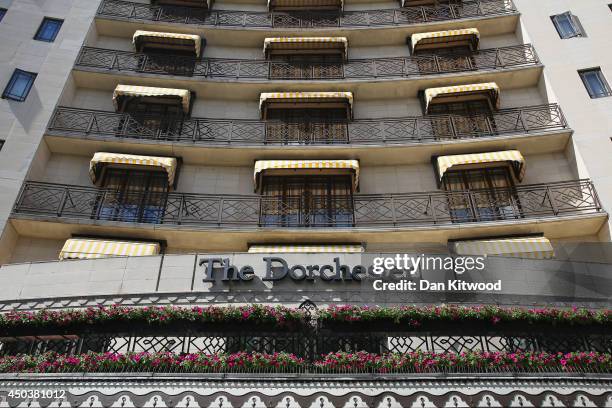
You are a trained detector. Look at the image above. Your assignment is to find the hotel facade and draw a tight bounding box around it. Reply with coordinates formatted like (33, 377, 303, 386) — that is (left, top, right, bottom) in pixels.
(0, 0, 610, 406)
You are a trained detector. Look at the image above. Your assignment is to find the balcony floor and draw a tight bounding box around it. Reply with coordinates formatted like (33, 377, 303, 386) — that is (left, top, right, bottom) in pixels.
(44, 127, 571, 167)
(9, 212, 608, 252)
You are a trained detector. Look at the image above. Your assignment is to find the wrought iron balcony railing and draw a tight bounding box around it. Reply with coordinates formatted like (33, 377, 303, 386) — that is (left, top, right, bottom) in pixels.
(97, 0, 516, 28)
(13, 179, 602, 228)
(75, 44, 538, 80)
(48, 104, 567, 145)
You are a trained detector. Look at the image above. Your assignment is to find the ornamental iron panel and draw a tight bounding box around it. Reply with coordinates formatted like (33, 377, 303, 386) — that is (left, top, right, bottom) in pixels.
(48, 104, 568, 145)
(2, 333, 610, 359)
(97, 0, 516, 28)
(74, 44, 538, 79)
(13, 180, 603, 228)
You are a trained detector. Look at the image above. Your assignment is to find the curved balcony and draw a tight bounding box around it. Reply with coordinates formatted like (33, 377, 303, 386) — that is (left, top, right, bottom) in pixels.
(12, 180, 603, 229)
(75, 44, 538, 81)
(97, 0, 516, 29)
(48, 104, 567, 145)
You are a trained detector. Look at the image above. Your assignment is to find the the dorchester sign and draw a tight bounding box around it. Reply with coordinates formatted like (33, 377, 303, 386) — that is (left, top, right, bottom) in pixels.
(199, 255, 501, 292)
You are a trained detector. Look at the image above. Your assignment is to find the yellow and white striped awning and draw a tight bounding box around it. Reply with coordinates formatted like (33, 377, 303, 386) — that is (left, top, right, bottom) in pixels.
(437, 150, 525, 181)
(254, 159, 360, 190)
(259, 92, 353, 117)
(154, 0, 212, 9)
(425, 83, 500, 112)
(133, 30, 202, 57)
(411, 28, 480, 51)
(113, 85, 191, 113)
(268, 0, 343, 10)
(452, 236, 554, 259)
(89, 152, 178, 185)
(264, 37, 348, 58)
(59, 238, 160, 260)
(248, 244, 364, 253)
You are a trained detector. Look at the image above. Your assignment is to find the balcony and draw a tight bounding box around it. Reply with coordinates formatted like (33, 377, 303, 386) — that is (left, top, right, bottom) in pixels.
(97, 0, 516, 29)
(12, 180, 603, 230)
(74, 44, 539, 81)
(48, 104, 566, 146)
(94, 0, 520, 47)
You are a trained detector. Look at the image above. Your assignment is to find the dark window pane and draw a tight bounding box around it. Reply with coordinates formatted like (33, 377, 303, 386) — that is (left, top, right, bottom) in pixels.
(0, 8, 6, 22)
(34, 18, 63, 42)
(2, 69, 37, 102)
(579, 69, 612, 98)
(552, 12, 583, 38)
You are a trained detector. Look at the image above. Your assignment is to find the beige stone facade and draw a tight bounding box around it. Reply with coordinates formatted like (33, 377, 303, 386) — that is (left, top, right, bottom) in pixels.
(0, 0, 610, 267)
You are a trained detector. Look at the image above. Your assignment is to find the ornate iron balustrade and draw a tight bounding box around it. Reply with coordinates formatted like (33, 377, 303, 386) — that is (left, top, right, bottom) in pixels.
(75, 44, 538, 79)
(13, 179, 602, 228)
(97, 0, 516, 28)
(48, 104, 567, 145)
(2, 332, 610, 359)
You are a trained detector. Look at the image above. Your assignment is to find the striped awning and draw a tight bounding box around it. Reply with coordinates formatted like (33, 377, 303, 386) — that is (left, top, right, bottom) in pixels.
(259, 92, 353, 117)
(264, 37, 348, 58)
(411, 28, 480, 51)
(113, 85, 191, 113)
(133, 30, 202, 57)
(153, 0, 212, 9)
(452, 237, 554, 259)
(89, 152, 178, 185)
(437, 150, 525, 181)
(254, 159, 360, 190)
(424, 83, 500, 112)
(268, 0, 343, 10)
(59, 238, 160, 260)
(248, 245, 364, 253)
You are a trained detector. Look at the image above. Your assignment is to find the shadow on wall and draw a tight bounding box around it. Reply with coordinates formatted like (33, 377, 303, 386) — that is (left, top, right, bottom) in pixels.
(7, 87, 43, 134)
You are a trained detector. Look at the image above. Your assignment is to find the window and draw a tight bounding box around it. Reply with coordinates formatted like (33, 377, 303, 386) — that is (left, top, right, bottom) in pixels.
(34, 17, 63, 42)
(551, 12, 586, 38)
(443, 167, 520, 222)
(0, 8, 7, 22)
(2, 69, 37, 101)
(260, 175, 354, 227)
(579, 68, 612, 98)
(97, 169, 168, 223)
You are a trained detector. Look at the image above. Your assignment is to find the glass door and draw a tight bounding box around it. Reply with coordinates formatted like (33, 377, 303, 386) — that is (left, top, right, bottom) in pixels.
(97, 169, 169, 223)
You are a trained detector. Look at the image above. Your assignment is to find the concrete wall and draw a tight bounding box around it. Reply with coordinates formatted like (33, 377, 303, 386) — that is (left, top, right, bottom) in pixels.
(0, 253, 610, 307)
(0, 0, 100, 263)
(90, 32, 521, 60)
(34, 150, 576, 195)
(66, 86, 549, 120)
(514, 0, 612, 238)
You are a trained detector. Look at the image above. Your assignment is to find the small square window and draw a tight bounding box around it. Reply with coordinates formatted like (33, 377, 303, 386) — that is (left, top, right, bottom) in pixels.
(551, 12, 586, 39)
(2, 69, 37, 102)
(34, 17, 63, 42)
(579, 68, 612, 99)
(0, 8, 6, 22)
